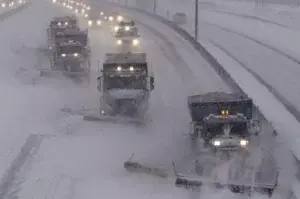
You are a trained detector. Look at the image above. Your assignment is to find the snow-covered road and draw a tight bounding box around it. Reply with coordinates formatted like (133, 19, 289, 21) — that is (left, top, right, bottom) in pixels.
(0, 0, 237, 198)
(0, 0, 297, 198)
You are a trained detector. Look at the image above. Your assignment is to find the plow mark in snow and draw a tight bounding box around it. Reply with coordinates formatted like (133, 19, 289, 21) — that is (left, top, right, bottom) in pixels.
(47, 174, 81, 199)
(0, 134, 44, 199)
(203, 21, 300, 66)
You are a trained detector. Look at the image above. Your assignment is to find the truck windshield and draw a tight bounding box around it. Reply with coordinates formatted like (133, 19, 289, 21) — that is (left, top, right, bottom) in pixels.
(58, 45, 82, 54)
(115, 30, 138, 37)
(104, 76, 146, 90)
(204, 121, 248, 136)
(51, 20, 77, 27)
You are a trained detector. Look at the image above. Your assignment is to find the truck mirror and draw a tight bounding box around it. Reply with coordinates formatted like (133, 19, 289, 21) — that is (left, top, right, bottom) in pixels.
(150, 76, 154, 90)
(97, 76, 102, 92)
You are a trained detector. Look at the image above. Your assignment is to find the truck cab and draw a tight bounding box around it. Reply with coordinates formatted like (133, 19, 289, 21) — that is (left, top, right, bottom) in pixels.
(97, 53, 154, 117)
(47, 16, 79, 46)
(188, 92, 259, 151)
(51, 42, 87, 74)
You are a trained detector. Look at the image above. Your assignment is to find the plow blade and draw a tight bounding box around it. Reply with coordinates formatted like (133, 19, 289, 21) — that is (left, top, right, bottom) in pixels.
(124, 161, 168, 178)
(124, 153, 168, 178)
(39, 69, 62, 76)
(83, 114, 146, 126)
(62, 71, 90, 78)
(60, 107, 95, 116)
(174, 173, 277, 197)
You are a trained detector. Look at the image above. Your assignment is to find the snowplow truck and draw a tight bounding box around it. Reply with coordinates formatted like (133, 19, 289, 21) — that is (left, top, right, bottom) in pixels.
(187, 92, 259, 145)
(174, 92, 278, 197)
(47, 16, 79, 46)
(43, 40, 90, 78)
(84, 53, 154, 124)
(113, 20, 136, 33)
(53, 28, 90, 59)
(114, 28, 140, 52)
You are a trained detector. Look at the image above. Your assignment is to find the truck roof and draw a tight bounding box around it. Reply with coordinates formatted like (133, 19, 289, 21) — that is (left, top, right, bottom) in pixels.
(188, 92, 248, 104)
(104, 53, 147, 64)
(187, 92, 253, 121)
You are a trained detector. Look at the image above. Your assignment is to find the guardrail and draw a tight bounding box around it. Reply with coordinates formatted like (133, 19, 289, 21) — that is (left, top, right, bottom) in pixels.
(104, 0, 300, 197)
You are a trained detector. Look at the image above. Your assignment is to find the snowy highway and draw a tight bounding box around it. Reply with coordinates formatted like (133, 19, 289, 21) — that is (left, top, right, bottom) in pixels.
(0, 0, 297, 198)
(0, 0, 229, 198)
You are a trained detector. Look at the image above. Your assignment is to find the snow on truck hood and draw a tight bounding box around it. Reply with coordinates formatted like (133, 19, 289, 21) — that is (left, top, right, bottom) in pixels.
(107, 89, 146, 100)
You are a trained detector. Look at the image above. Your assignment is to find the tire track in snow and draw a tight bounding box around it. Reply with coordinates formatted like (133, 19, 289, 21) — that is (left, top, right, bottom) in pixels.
(0, 134, 44, 199)
(201, 8, 289, 29)
(201, 20, 300, 70)
(133, 18, 197, 84)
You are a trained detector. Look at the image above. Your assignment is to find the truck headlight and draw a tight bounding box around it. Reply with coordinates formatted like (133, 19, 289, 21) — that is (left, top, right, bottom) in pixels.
(97, 20, 101, 25)
(117, 15, 123, 22)
(132, 39, 139, 46)
(117, 66, 122, 71)
(84, 14, 88, 18)
(116, 40, 122, 45)
(73, 53, 79, 57)
(240, 139, 249, 146)
(108, 16, 113, 21)
(52, 0, 56, 3)
(129, 66, 134, 71)
(114, 26, 119, 32)
(86, 6, 90, 10)
(125, 26, 130, 31)
(100, 12, 104, 15)
(61, 54, 66, 57)
(81, 9, 85, 13)
(212, 140, 221, 146)
(1, 3, 6, 7)
(88, 20, 93, 26)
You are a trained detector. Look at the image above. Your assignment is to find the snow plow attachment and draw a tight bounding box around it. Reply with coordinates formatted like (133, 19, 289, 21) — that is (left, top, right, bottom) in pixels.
(172, 162, 278, 197)
(38, 68, 89, 78)
(83, 114, 147, 126)
(39, 69, 62, 76)
(60, 107, 94, 116)
(61, 70, 90, 78)
(124, 153, 168, 178)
